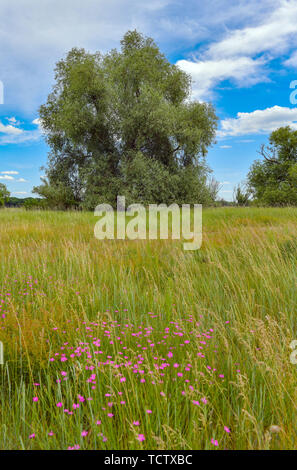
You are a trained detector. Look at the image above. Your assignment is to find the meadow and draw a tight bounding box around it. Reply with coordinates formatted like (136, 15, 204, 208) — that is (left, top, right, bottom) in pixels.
(0, 207, 296, 450)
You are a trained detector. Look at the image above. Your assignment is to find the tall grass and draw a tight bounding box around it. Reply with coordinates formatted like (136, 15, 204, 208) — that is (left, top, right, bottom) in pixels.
(0, 207, 296, 450)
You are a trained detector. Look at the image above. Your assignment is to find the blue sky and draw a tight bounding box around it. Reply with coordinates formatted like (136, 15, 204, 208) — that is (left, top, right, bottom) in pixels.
(1, 0, 297, 200)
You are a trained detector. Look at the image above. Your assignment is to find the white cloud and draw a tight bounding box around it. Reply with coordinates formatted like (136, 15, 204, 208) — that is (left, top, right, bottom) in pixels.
(0, 130, 41, 145)
(0, 118, 41, 145)
(13, 191, 28, 195)
(0, 175, 14, 180)
(284, 51, 297, 68)
(0, 171, 19, 174)
(0, 0, 174, 112)
(177, 56, 265, 100)
(0, 0, 280, 112)
(0, 119, 38, 145)
(0, 122, 23, 135)
(218, 105, 297, 137)
(177, 0, 297, 99)
(208, 0, 297, 58)
(221, 181, 231, 185)
(219, 145, 232, 149)
(6, 117, 20, 125)
(16, 178, 27, 182)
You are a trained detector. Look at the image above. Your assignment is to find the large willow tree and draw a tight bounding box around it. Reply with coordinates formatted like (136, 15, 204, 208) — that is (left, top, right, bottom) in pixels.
(34, 31, 218, 208)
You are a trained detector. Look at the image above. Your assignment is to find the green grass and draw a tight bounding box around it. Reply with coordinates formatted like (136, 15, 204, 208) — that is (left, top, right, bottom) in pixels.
(0, 207, 296, 450)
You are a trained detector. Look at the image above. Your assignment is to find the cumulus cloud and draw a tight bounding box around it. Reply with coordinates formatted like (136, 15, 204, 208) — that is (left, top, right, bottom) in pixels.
(0, 118, 35, 144)
(0, 0, 175, 112)
(0, 175, 14, 180)
(218, 105, 297, 137)
(177, 0, 297, 99)
(0, 0, 284, 112)
(0, 121, 23, 135)
(208, 0, 297, 58)
(177, 56, 265, 100)
(0, 118, 41, 145)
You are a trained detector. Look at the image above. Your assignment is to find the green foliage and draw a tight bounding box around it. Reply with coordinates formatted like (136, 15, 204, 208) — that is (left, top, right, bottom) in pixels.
(34, 178, 77, 209)
(120, 152, 217, 207)
(34, 30, 218, 209)
(233, 182, 250, 206)
(23, 198, 48, 210)
(248, 126, 297, 206)
(0, 183, 10, 207)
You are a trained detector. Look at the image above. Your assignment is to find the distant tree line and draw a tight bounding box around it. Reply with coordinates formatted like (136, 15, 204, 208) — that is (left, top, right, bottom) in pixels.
(0, 184, 47, 209)
(2, 122, 296, 210)
(6, 197, 47, 209)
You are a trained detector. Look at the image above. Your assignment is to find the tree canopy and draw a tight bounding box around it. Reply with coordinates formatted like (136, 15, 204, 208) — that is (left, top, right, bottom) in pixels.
(247, 126, 297, 206)
(34, 30, 218, 208)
